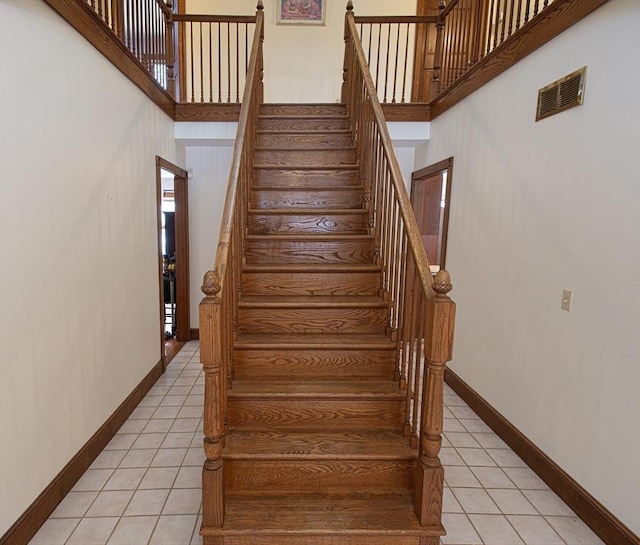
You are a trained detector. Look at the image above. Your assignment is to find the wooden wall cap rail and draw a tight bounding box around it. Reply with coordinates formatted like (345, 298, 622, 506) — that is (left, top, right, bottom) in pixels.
(353, 15, 439, 24)
(439, 0, 458, 21)
(155, 0, 173, 18)
(173, 14, 257, 23)
(345, 7, 435, 299)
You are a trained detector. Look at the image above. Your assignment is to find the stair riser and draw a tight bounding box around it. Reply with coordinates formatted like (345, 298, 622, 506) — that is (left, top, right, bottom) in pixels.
(225, 460, 415, 494)
(255, 149, 356, 167)
(248, 213, 368, 235)
(238, 308, 388, 334)
(233, 349, 396, 379)
(260, 104, 347, 116)
(253, 169, 358, 188)
(245, 240, 375, 265)
(242, 272, 380, 296)
(259, 118, 349, 131)
(222, 536, 422, 545)
(257, 133, 353, 149)
(251, 189, 363, 209)
(228, 399, 404, 431)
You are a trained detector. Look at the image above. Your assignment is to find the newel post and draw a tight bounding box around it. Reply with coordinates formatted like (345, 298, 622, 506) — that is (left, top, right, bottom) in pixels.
(430, 0, 446, 99)
(415, 270, 455, 540)
(341, 1, 354, 103)
(165, 1, 176, 99)
(200, 270, 225, 531)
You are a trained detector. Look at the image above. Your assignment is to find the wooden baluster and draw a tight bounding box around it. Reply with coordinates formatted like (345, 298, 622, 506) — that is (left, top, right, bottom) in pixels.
(507, 0, 516, 37)
(342, 2, 353, 106)
(524, 0, 531, 24)
(414, 270, 455, 540)
(199, 22, 204, 102)
(208, 23, 213, 102)
(190, 22, 195, 102)
(430, 1, 445, 99)
(391, 23, 400, 103)
(112, 0, 124, 39)
(227, 22, 231, 102)
(200, 271, 226, 536)
(401, 22, 409, 102)
(165, 1, 176, 98)
(515, 0, 524, 31)
(235, 23, 240, 102)
(533, 0, 540, 17)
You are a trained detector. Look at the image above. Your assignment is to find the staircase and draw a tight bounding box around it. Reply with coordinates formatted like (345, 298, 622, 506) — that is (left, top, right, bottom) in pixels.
(201, 104, 440, 544)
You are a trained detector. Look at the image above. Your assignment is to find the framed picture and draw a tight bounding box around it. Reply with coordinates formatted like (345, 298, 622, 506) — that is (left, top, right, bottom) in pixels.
(277, 0, 325, 25)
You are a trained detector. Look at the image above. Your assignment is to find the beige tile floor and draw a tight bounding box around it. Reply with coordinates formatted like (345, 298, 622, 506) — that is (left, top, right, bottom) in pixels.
(29, 341, 605, 545)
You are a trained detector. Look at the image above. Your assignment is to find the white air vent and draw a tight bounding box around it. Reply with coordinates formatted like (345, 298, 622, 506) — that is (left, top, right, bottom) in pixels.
(536, 67, 586, 121)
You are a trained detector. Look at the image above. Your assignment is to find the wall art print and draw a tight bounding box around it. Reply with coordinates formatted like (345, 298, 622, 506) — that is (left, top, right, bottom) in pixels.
(278, 0, 325, 25)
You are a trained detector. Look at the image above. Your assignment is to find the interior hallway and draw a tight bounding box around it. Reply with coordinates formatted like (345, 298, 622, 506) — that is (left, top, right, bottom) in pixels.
(28, 342, 605, 545)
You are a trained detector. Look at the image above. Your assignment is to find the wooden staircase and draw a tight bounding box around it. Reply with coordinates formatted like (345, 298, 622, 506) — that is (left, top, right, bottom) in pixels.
(201, 104, 441, 544)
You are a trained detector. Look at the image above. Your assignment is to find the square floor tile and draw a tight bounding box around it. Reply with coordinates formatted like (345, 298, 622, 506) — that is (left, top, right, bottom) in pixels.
(503, 467, 549, 490)
(488, 489, 537, 515)
(160, 395, 187, 407)
(469, 514, 525, 545)
(443, 487, 464, 514)
(444, 432, 481, 448)
(545, 516, 605, 544)
(523, 490, 575, 516)
(90, 450, 127, 470)
(51, 491, 98, 518)
(85, 490, 134, 517)
(174, 466, 201, 488)
(132, 433, 166, 450)
(441, 513, 482, 544)
(177, 406, 204, 419)
(444, 466, 482, 488)
(451, 488, 501, 514)
(170, 418, 200, 433)
(138, 395, 164, 407)
(487, 448, 528, 468)
(107, 516, 158, 545)
(457, 447, 497, 467)
(139, 467, 180, 489)
(507, 515, 564, 544)
(163, 488, 202, 515)
(129, 407, 156, 420)
(440, 447, 466, 466)
(124, 489, 170, 516)
(459, 418, 494, 433)
(149, 514, 198, 544)
(143, 419, 175, 434)
(118, 419, 148, 434)
(119, 449, 157, 468)
(105, 434, 138, 451)
(183, 447, 205, 466)
(162, 432, 195, 449)
(103, 468, 146, 490)
(471, 432, 508, 449)
(470, 467, 516, 489)
(443, 418, 467, 432)
(151, 448, 188, 467)
(153, 406, 181, 419)
(66, 517, 119, 545)
(29, 518, 80, 544)
(72, 469, 114, 492)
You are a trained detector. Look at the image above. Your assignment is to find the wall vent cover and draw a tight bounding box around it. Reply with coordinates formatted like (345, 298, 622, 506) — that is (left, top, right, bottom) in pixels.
(536, 66, 586, 121)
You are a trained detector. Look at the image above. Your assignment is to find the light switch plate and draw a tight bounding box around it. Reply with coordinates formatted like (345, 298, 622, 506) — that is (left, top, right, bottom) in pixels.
(561, 290, 572, 311)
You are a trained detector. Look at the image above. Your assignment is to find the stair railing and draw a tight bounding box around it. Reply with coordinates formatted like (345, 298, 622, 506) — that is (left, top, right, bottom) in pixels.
(343, 1, 456, 537)
(198, 1, 263, 537)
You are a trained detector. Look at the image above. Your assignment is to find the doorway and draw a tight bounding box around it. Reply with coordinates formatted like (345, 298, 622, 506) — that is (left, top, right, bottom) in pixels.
(411, 157, 453, 272)
(156, 157, 190, 367)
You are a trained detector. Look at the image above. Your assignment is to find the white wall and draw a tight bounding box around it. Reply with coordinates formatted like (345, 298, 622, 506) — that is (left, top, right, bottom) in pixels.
(0, 0, 177, 534)
(186, 0, 417, 103)
(414, 1, 640, 533)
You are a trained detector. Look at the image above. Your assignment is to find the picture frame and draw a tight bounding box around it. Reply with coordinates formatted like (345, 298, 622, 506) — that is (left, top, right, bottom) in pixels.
(277, 0, 325, 26)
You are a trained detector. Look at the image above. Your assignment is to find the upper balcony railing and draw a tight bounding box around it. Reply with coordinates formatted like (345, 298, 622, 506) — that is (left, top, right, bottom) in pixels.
(52, 0, 606, 121)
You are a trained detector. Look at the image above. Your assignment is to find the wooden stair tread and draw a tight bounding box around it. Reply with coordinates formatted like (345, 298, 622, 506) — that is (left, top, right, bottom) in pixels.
(214, 493, 440, 535)
(235, 333, 395, 349)
(254, 164, 359, 171)
(246, 234, 373, 241)
(259, 115, 348, 120)
(225, 430, 414, 460)
(239, 295, 386, 308)
(248, 208, 367, 214)
(242, 263, 380, 272)
(229, 379, 404, 398)
(258, 128, 351, 134)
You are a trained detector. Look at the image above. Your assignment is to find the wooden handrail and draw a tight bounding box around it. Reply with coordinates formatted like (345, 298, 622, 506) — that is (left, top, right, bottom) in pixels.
(174, 14, 257, 23)
(345, 12, 434, 300)
(354, 15, 438, 24)
(198, 0, 264, 533)
(344, 5, 455, 540)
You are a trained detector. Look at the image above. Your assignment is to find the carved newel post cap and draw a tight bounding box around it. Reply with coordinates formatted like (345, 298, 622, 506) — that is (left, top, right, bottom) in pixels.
(201, 270, 221, 298)
(256, 0, 264, 11)
(346, 1, 354, 12)
(433, 269, 452, 297)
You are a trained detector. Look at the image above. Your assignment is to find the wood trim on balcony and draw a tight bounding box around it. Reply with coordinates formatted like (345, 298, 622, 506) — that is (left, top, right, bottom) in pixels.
(382, 103, 431, 122)
(429, 0, 610, 119)
(42, 0, 175, 119)
(175, 103, 242, 122)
